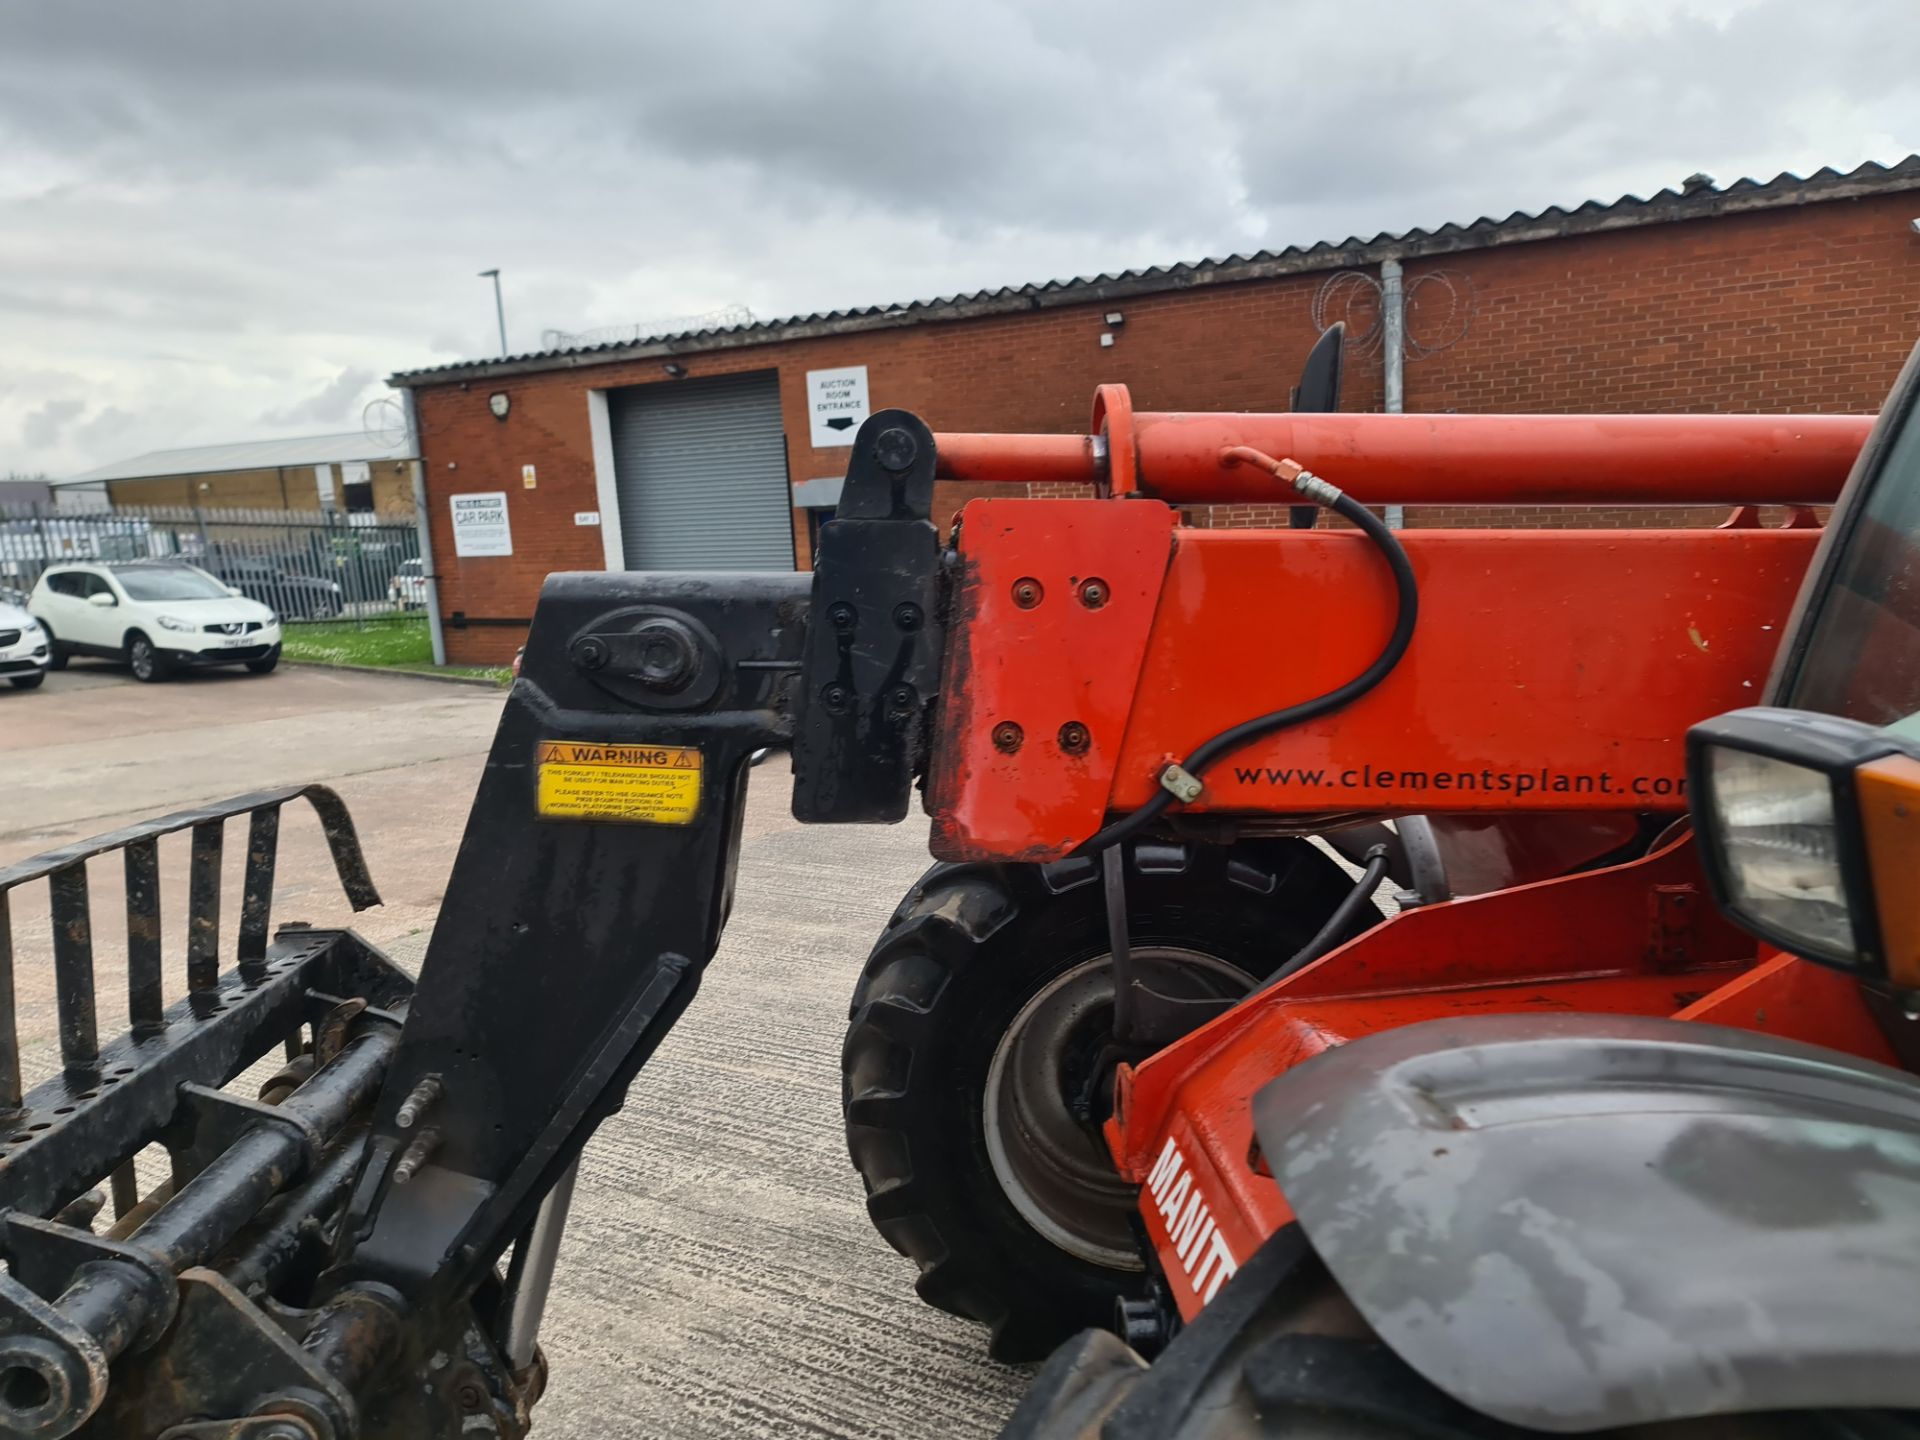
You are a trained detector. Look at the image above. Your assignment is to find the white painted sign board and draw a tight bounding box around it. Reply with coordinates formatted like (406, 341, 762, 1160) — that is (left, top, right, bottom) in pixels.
(574, 511, 601, 526)
(450, 491, 513, 557)
(806, 365, 870, 447)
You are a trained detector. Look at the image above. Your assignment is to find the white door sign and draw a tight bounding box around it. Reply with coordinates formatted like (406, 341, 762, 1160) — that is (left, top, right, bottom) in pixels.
(806, 366, 870, 447)
(450, 491, 513, 557)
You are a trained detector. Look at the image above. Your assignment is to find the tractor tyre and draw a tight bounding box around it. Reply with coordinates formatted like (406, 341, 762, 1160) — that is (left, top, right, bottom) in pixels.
(843, 838, 1363, 1362)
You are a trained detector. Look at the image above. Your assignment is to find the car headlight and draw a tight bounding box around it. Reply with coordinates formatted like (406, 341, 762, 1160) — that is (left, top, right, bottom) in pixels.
(156, 615, 196, 633)
(1688, 707, 1920, 985)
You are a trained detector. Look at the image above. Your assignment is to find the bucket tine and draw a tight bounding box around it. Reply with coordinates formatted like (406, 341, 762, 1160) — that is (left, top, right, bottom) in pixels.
(0, 889, 20, 1112)
(188, 822, 222, 999)
(238, 806, 280, 982)
(125, 837, 164, 1029)
(49, 864, 99, 1077)
(109, 1160, 138, 1218)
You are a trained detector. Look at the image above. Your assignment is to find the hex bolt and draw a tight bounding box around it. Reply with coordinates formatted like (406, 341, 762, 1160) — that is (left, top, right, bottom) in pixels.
(1012, 578, 1043, 609)
(992, 721, 1024, 753)
(892, 602, 923, 632)
(630, 618, 700, 694)
(395, 1074, 443, 1131)
(570, 635, 610, 672)
(827, 601, 857, 631)
(392, 1126, 443, 1187)
(1058, 721, 1091, 755)
(886, 685, 916, 716)
(1078, 578, 1110, 609)
(821, 683, 852, 715)
(875, 426, 919, 473)
(455, 1380, 488, 1413)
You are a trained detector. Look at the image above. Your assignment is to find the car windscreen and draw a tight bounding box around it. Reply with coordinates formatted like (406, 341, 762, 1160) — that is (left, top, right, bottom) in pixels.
(114, 568, 233, 602)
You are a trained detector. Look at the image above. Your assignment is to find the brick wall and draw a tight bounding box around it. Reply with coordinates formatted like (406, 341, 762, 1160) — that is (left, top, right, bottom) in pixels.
(412, 190, 1920, 664)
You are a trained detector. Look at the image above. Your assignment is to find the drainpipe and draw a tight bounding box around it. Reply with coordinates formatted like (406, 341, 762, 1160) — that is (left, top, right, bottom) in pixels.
(402, 389, 447, 666)
(1380, 257, 1406, 530)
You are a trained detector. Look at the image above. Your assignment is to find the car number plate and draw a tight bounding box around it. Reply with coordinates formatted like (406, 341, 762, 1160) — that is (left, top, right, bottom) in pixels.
(218, 636, 255, 648)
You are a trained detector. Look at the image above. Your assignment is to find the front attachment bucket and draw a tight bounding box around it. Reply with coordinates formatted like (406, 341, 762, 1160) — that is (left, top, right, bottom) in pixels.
(0, 789, 417, 1440)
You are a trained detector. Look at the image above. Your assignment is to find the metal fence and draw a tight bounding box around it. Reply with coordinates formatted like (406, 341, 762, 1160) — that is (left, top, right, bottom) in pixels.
(0, 504, 423, 621)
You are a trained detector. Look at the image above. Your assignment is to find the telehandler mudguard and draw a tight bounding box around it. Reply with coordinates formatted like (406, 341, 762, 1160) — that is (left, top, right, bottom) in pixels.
(1257, 1012, 1920, 1432)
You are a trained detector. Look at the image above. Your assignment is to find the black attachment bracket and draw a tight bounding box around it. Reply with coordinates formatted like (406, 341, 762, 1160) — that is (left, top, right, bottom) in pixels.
(327, 571, 810, 1312)
(791, 410, 947, 823)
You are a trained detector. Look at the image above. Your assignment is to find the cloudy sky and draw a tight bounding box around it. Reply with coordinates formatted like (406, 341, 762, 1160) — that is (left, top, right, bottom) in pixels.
(2, 0, 1915, 478)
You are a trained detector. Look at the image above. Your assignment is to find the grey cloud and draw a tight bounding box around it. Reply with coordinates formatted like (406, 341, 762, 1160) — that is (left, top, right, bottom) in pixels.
(261, 369, 377, 428)
(0, 0, 1913, 477)
(22, 398, 85, 448)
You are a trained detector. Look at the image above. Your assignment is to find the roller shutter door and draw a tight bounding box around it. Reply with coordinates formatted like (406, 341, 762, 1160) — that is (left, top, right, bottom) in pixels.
(608, 371, 792, 570)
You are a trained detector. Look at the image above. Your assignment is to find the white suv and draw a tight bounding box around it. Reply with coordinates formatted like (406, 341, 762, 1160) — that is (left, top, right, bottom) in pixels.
(30, 561, 283, 682)
(0, 597, 50, 690)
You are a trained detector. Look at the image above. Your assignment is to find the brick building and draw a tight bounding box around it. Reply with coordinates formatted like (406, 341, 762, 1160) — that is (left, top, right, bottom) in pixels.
(391, 159, 1920, 664)
(57, 435, 418, 516)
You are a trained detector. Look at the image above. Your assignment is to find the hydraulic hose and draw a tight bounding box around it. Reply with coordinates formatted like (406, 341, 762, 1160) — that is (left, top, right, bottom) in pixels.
(1076, 450, 1420, 856)
(1254, 844, 1392, 995)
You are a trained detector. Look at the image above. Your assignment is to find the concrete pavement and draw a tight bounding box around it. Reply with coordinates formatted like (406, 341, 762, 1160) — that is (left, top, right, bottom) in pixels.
(1, 659, 1027, 1437)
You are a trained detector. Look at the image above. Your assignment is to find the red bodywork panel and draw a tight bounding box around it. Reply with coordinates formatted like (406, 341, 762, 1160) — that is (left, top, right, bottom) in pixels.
(930, 504, 1818, 861)
(1105, 835, 1898, 1320)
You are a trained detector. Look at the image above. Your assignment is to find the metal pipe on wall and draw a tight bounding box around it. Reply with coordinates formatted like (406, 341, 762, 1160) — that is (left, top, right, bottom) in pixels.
(403, 390, 448, 666)
(1380, 257, 1406, 530)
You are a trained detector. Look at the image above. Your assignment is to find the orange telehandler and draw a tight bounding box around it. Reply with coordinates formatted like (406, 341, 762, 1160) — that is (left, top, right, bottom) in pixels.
(2, 329, 1918, 1439)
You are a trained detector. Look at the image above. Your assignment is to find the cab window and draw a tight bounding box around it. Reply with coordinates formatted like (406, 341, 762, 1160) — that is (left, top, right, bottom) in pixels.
(1787, 384, 1920, 726)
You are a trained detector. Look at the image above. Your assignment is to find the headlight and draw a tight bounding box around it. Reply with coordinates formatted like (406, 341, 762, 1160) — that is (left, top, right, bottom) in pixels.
(156, 615, 196, 633)
(1689, 706, 1920, 983)
(1705, 747, 1851, 959)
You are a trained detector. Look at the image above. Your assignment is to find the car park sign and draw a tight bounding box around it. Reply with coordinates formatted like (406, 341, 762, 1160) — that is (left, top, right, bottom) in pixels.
(451, 491, 513, 557)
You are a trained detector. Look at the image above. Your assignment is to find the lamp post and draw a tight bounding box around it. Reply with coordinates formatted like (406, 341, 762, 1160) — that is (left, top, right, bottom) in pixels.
(478, 269, 508, 357)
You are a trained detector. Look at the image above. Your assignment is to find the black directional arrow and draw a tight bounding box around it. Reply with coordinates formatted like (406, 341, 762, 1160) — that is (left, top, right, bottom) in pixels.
(825, 416, 855, 431)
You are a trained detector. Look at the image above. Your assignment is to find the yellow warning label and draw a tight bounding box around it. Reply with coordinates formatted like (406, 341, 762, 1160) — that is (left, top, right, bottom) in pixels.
(534, 740, 702, 825)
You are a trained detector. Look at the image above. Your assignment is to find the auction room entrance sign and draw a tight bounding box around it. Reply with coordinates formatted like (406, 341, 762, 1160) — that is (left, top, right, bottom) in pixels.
(451, 491, 513, 557)
(806, 366, 870, 447)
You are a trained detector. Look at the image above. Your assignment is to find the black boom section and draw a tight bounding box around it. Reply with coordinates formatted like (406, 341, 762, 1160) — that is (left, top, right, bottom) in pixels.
(329, 570, 810, 1305)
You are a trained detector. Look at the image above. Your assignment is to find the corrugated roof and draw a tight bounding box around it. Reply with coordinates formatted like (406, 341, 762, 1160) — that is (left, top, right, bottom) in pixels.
(391, 156, 1920, 388)
(58, 432, 416, 487)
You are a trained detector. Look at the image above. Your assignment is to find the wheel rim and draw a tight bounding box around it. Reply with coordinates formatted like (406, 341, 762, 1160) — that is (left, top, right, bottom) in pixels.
(131, 641, 151, 679)
(982, 948, 1254, 1270)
